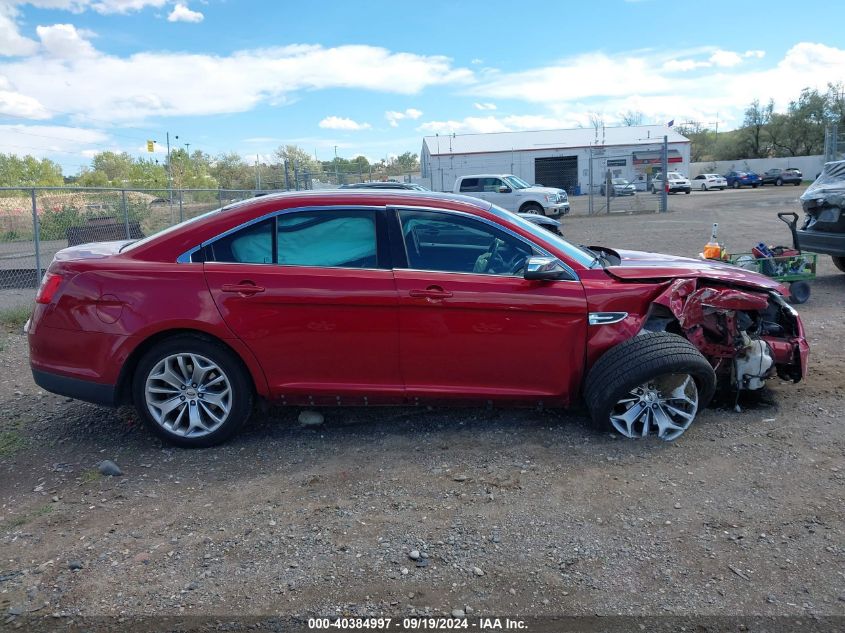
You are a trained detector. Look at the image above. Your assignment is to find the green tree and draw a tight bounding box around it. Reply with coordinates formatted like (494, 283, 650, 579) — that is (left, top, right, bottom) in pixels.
(211, 152, 254, 189)
(0, 153, 64, 187)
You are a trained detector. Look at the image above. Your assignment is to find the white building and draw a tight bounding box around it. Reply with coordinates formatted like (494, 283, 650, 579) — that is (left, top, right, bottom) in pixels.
(420, 125, 691, 193)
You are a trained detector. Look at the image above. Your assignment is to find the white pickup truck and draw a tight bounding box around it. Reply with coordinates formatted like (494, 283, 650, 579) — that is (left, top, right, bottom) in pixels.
(453, 174, 570, 216)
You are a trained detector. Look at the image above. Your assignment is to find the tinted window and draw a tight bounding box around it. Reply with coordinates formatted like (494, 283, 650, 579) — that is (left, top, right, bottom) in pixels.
(277, 211, 377, 268)
(459, 178, 480, 192)
(398, 210, 533, 276)
(208, 219, 273, 263)
(206, 210, 378, 268)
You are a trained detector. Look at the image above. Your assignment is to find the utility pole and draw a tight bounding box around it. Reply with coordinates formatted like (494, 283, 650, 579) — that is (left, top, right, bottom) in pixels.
(255, 154, 261, 190)
(660, 135, 669, 213)
(334, 145, 340, 185)
(166, 132, 173, 210)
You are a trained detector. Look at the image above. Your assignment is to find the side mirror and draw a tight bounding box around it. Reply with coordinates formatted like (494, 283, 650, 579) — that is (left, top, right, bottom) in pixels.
(524, 256, 569, 281)
(498, 186, 512, 193)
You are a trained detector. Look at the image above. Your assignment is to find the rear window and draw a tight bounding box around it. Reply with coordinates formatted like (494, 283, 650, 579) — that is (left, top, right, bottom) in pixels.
(459, 178, 480, 192)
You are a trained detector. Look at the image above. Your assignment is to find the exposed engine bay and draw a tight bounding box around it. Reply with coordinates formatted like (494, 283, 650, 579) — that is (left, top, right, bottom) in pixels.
(645, 278, 807, 393)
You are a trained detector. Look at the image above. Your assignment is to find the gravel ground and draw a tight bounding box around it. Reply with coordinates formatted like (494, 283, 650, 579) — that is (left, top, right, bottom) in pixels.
(0, 186, 843, 628)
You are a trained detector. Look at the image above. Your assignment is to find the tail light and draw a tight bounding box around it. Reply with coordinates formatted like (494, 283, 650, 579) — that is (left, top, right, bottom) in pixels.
(36, 272, 63, 304)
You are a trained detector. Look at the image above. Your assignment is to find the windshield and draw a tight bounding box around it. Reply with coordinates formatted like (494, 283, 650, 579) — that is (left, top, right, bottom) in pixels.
(612, 178, 629, 185)
(486, 203, 596, 268)
(504, 175, 531, 189)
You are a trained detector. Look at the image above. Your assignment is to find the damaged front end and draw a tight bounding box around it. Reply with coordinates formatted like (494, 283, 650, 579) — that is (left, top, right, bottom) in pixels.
(648, 278, 808, 393)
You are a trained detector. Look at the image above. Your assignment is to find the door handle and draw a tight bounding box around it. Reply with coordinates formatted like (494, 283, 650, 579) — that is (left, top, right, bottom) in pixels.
(221, 282, 265, 295)
(409, 287, 452, 299)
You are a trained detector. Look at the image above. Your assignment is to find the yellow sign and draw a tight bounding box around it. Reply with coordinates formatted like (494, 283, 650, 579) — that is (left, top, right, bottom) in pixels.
(146, 140, 154, 152)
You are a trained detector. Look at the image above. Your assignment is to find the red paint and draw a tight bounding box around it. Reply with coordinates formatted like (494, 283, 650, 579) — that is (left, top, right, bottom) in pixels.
(28, 191, 809, 407)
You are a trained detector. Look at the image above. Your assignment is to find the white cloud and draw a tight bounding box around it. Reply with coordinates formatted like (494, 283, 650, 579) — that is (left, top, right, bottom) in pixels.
(0, 123, 111, 159)
(385, 107, 423, 127)
(167, 2, 203, 23)
(708, 50, 743, 68)
(0, 4, 37, 56)
(36, 24, 96, 58)
(473, 102, 496, 111)
(663, 47, 767, 72)
(744, 50, 765, 59)
(0, 43, 470, 121)
(0, 76, 50, 117)
(318, 116, 371, 131)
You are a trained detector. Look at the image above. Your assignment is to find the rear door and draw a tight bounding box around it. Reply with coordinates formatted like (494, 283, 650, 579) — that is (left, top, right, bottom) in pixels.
(392, 206, 588, 402)
(202, 207, 402, 403)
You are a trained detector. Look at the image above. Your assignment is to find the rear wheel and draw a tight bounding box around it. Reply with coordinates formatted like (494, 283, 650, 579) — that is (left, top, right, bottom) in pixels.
(776, 178, 783, 186)
(794, 181, 801, 186)
(520, 202, 543, 215)
(584, 332, 716, 441)
(701, 183, 708, 191)
(832, 256, 845, 273)
(733, 181, 740, 189)
(132, 335, 254, 447)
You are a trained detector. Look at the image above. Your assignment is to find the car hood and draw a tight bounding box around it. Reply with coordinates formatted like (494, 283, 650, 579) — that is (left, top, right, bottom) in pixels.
(525, 186, 562, 195)
(602, 248, 786, 292)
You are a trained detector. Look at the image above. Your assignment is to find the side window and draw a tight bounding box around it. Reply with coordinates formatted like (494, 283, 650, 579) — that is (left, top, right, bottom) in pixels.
(479, 177, 502, 192)
(277, 210, 377, 268)
(459, 178, 480, 192)
(207, 219, 273, 263)
(398, 210, 533, 276)
(205, 210, 379, 269)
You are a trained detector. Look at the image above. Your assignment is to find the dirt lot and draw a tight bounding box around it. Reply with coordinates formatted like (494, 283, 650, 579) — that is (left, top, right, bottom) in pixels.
(1, 186, 843, 629)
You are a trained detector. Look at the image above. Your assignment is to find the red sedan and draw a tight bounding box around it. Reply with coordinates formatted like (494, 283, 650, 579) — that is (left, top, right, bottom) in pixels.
(27, 191, 809, 447)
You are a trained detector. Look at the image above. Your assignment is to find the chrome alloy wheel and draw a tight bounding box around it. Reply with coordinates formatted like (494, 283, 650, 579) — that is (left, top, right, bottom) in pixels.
(609, 374, 699, 441)
(144, 353, 232, 438)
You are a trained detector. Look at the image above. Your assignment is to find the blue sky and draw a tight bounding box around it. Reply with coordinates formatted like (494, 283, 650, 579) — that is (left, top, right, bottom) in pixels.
(1, 0, 844, 174)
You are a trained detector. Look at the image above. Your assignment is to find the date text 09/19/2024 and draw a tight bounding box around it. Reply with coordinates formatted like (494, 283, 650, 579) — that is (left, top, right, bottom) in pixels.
(307, 617, 528, 630)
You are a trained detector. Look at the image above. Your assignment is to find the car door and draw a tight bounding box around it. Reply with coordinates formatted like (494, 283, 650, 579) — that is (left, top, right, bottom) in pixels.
(457, 177, 490, 204)
(391, 206, 588, 403)
(479, 177, 514, 210)
(202, 207, 403, 404)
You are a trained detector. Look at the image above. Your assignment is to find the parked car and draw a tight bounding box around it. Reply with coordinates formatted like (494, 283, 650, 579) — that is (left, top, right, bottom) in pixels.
(28, 190, 808, 447)
(453, 174, 570, 216)
(724, 170, 761, 189)
(797, 159, 845, 273)
(339, 181, 429, 191)
(518, 212, 562, 235)
(650, 172, 691, 194)
(691, 174, 727, 191)
(599, 178, 636, 197)
(760, 168, 802, 187)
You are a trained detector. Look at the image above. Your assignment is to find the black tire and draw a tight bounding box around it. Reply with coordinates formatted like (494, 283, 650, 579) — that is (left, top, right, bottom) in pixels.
(685, 189, 691, 194)
(752, 184, 759, 188)
(776, 178, 783, 186)
(794, 181, 801, 186)
(833, 255, 845, 272)
(788, 281, 811, 304)
(520, 202, 543, 215)
(583, 332, 716, 440)
(132, 335, 254, 447)
(733, 181, 740, 189)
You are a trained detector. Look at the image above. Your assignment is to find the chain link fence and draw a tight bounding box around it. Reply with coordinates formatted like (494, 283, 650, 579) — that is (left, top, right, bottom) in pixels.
(585, 149, 676, 215)
(0, 187, 273, 294)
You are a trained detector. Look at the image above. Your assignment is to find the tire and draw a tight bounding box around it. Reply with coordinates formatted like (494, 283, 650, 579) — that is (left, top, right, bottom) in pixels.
(520, 202, 543, 215)
(788, 281, 811, 304)
(685, 189, 691, 194)
(752, 184, 759, 188)
(776, 178, 783, 186)
(583, 332, 716, 441)
(132, 335, 254, 447)
(733, 181, 740, 189)
(832, 255, 845, 273)
(794, 181, 801, 186)
(701, 183, 708, 191)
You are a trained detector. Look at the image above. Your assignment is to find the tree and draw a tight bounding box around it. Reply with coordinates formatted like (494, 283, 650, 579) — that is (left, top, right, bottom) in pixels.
(210, 152, 254, 190)
(0, 154, 64, 187)
(395, 152, 419, 172)
(621, 110, 644, 126)
(739, 99, 772, 158)
(274, 145, 323, 178)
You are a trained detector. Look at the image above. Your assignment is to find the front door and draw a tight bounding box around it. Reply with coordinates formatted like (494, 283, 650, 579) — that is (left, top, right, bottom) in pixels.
(393, 207, 588, 403)
(203, 208, 402, 404)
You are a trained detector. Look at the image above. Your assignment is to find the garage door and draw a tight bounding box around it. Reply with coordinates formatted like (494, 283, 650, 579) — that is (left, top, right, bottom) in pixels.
(535, 156, 578, 193)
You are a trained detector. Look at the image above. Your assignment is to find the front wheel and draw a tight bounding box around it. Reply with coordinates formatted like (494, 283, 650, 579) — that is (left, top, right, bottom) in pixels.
(520, 203, 543, 215)
(584, 332, 716, 441)
(701, 183, 708, 191)
(733, 181, 740, 189)
(132, 335, 254, 447)
(776, 178, 783, 186)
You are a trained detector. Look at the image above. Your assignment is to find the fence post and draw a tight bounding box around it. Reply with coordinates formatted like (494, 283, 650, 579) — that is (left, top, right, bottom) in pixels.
(121, 189, 131, 239)
(218, 188, 223, 208)
(31, 188, 42, 285)
(179, 190, 184, 222)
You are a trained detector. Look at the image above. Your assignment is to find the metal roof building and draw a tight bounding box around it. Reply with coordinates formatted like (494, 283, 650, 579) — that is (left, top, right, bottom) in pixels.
(420, 125, 691, 194)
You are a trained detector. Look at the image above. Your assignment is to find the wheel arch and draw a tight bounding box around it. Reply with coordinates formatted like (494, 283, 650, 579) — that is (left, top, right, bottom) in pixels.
(115, 328, 269, 405)
(518, 200, 544, 213)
